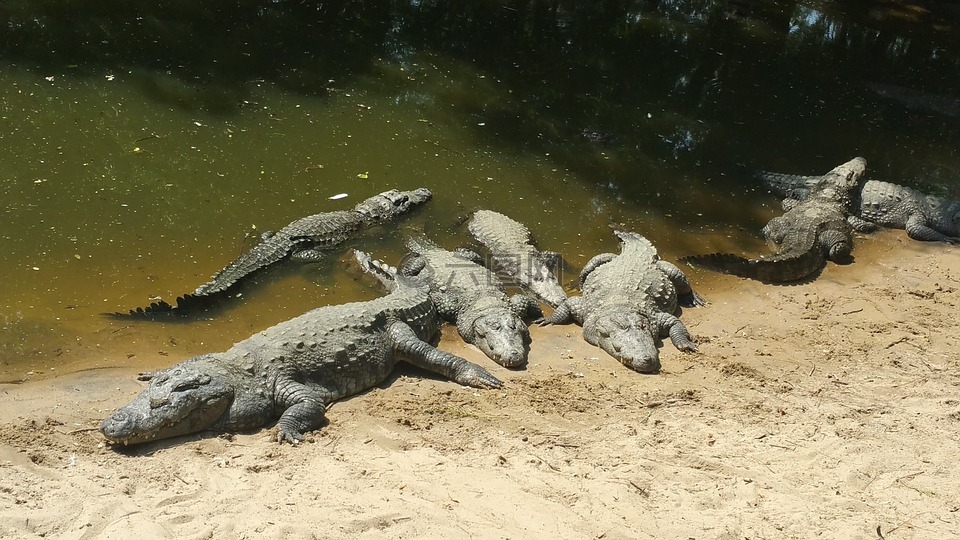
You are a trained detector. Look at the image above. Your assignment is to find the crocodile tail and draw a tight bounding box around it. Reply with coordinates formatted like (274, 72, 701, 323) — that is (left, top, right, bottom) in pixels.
(108, 293, 218, 320)
(193, 239, 291, 296)
(755, 171, 818, 200)
(680, 248, 824, 283)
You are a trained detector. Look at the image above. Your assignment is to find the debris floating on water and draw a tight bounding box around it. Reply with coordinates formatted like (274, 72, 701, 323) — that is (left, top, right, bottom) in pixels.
(328, 193, 349, 200)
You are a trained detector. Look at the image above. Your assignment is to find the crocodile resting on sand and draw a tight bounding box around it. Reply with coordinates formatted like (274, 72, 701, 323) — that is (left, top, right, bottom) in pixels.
(100, 250, 501, 446)
(467, 210, 568, 308)
(682, 157, 874, 283)
(759, 172, 960, 244)
(539, 231, 705, 373)
(121, 188, 432, 317)
(401, 236, 542, 368)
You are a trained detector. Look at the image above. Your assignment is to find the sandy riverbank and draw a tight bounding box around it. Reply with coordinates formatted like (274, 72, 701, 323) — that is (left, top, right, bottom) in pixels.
(1, 230, 958, 539)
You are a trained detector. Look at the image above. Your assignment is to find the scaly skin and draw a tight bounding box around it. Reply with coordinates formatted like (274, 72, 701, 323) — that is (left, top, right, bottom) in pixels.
(402, 236, 541, 368)
(100, 250, 501, 447)
(760, 173, 960, 244)
(539, 231, 705, 374)
(683, 157, 870, 283)
(467, 210, 568, 308)
(119, 188, 432, 317)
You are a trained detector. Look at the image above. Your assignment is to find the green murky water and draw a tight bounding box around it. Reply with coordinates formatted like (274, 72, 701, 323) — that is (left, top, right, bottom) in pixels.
(1, 0, 958, 380)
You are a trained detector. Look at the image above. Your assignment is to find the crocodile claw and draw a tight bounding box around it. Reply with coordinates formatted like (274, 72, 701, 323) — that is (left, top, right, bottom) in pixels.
(277, 429, 304, 445)
(680, 291, 708, 308)
(459, 365, 503, 389)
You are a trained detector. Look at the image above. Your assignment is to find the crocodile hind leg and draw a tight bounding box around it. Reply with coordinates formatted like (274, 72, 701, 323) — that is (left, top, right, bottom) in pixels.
(579, 253, 616, 286)
(762, 216, 789, 246)
(905, 214, 960, 243)
(290, 248, 327, 262)
(274, 380, 334, 444)
(453, 248, 485, 264)
(387, 321, 503, 389)
(655, 260, 707, 308)
(400, 254, 426, 276)
(508, 294, 543, 320)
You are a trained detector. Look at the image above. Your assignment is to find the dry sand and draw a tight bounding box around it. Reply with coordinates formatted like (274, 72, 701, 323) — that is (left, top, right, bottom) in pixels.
(1, 230, 958, 539)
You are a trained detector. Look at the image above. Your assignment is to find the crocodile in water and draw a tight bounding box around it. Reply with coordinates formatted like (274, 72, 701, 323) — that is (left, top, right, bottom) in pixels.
(682, 157, 874, 282)
(119, 188, 432, 317)
(759, 171, 960, 244)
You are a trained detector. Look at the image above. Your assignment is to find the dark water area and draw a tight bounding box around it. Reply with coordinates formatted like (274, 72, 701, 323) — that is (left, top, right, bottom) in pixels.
(1, 0, 958, 380)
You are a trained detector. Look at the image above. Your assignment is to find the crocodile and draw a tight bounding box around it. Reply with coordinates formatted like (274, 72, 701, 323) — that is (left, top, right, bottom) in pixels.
(401, 236, 542, 368)
(467, 210, 568, 308)
(100, 250, 502, 446)
(681, 157, 875, 283)
(120, 188, 433, 316)
(538, 231, 705, 373)
(759, 172, 960, 244)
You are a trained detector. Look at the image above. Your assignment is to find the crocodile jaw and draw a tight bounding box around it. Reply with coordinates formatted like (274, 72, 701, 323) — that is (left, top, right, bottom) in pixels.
(471, 314, 529, 368)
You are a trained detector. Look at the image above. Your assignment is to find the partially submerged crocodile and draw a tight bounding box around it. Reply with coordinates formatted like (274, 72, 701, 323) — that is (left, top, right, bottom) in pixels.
(120, 188, 432, 316)
(682, 157, 874, 282)
(759, 172, 960, 244)
(538, 231, 705, 373)
(401, 236, 542, 367)
(100, 250, 502, 446)
(467, 210, 568, 308)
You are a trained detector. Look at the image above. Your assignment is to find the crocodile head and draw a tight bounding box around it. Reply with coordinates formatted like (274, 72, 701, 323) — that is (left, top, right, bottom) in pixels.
(468, 312, 529, 368)
(100, 355, 268, 446)
(582, 310, 660, 373)
(822, 157, 867, 193)
(355, 188, 432, 221)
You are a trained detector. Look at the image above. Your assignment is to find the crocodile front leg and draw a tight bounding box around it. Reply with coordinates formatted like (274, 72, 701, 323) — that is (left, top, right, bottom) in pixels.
(847, 215, 879, 233)
(905, 214, 960, 243)
(387, 321, 503, 389)
(819, 229, 852, 262)
(652, 312, 698, 352)
(274, 378, 332, 444)
(536, 296, 583, 326)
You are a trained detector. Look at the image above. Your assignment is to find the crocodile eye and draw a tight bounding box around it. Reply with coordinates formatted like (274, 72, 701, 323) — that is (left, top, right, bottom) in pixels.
(150, 397, 171, 409)
(393, 195, 409, 206)
(173, 378, 207, 392)
(488, 320, 501, 331)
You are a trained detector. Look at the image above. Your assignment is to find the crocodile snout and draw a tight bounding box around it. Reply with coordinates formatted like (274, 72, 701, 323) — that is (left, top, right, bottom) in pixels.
(491, 346, 526, 368)
(99, 410, 136, 442)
